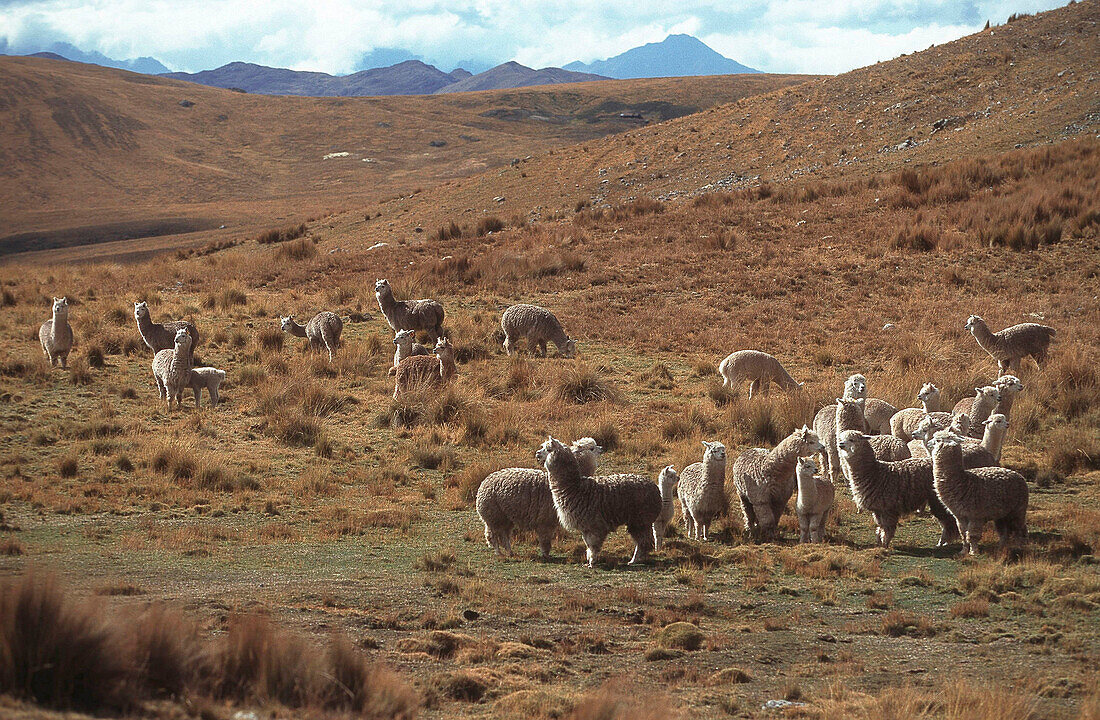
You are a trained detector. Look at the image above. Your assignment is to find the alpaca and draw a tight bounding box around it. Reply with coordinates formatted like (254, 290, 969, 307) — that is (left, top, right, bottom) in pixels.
(965, 315, 1056, 375)
(375, 279, 445, 341)
(844, 374, 896, 434)
(388, 329, 430, 375)
(152, 328, 194, 411)
(836, 430, 958, 548)
(653, 466, 679, 550)
(953, 375, 1023, 421)
(188, 367, 226, 408)
(393, 337, 456, 399)
(819, 397, 910, 482)
(929, 431, 1028, 555)
(954, 386, 1001, 439)
(717, 350, 802, 398)
(537, 437, 661, 567)
(731, 426, 824, 541)
(890, 382, 944, 442)
(476, 439, 603, 558)
(501, 304, 576, 358)
(39, 296, 73, 368)
(280, 311, 343, 362)
(134, 301, 199, 361)
(677, 441, 729, 541)
(911, 414, 1002, 468)
(795, 457, 833, 543)
(570, 437, 603, 476)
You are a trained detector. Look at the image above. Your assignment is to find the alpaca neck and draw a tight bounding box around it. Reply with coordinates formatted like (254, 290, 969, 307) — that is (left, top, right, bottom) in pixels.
(981, 427, 1006, 461)
(931, 444, 965, 487)
(546, 449, 584, 492)
(836, 404, 864, 434)
(921, 393, 940, 413)
(439, 354, 456, 381)
(288, 322, 307, 338)
(763, 434, 802, 476)
(994, 393, 1015, 417)
(796, 471, 816, 505)
(658, 478, 676, 502)
(136, 312, 155, 335)
(702, 456, 726, 485)
(971, 320, 998, 351)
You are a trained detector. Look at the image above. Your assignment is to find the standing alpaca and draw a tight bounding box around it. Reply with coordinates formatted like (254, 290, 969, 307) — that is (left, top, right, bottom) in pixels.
(836, 430, 958, 548)
(501, 304, 576, 358)
(152, 328, 194, 411)
(843, 374, 898, 435)
(910, 414, 1003, 468)
(375, 279, 445, 341)
(929, 431, 1028, 555)
(280, 312, 343, 362)
(188, 367, 227, 408)
(389, 329, 430, 375)
(537, 437, 661, 567)
(965, 315, 1056, 375)
(476, 439, 604, 558)
(818, 397, 909, 482)
(731, 426, 824, 541)
(890, 382, 950, 442)
(795, 457, 833, 543)
(953, 386, 1001, 439)
(393, 337, 456, 399)
(39, 297, 73, 368)
(653, 466, 679, 551)
(134, 301, 199, 361)
(717, 350, 802, 398)
(953, 375, 1023, 422)
(677, 441, 729, 541)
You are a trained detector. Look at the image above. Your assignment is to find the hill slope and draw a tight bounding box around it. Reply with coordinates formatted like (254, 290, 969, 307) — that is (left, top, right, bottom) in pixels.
(565, 34, 760, 78)
(0, 57, 807, 257)
(433, 62, 608, 93)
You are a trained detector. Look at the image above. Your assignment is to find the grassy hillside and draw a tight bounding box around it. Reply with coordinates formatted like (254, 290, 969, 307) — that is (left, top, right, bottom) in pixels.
(0, 3, 1097, 719)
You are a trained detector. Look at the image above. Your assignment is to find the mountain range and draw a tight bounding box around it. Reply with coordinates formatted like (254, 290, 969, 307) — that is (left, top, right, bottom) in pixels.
(4, 34, 758, 96)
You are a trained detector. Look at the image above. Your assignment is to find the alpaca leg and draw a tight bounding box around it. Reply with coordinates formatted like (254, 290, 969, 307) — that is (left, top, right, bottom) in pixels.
(628, 524, 654, 564)
(748, 379, 759, 399)
(700, 522, 709, 542)
(754, 503, 776, 542)
(581, 531, 605, 567)
(828, 446, 842, 483)
(928, 494, 959, 545)
(537, 530, 553, 559)
(210, 385, 219, 408)
(739, 496, 757, 537)
(60, 352, 68, 369)
(798, 516, 810, 543)
(503, 334, 515, 355)
(965, 521, 984, 555)
(810, 514, 825, 543)
(682, 506, 696, 540)
(879, 515, 898, 548)
(538, 340, 548, 357)
(652, 521, 665, 551)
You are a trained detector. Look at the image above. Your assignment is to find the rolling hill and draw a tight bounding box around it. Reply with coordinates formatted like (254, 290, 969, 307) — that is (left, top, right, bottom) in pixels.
(162, 60, 469, 96)
(0, 57, 807, 258)
(433, 62, 608, 93)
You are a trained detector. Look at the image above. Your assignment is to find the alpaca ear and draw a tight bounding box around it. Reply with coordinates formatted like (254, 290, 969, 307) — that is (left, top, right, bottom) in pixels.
(594, 446, 604, 454)
(835, 398, 843, 405)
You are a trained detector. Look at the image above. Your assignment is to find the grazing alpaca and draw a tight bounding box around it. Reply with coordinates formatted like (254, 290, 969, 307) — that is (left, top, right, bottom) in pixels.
(39, 296, 73, 368)
(280, 312, 343, 362)
(717, 350, 802, 398)
(501, 304, 577, 358)
(537, 437, 661, 567)
(965, 315, 1056, 375)
(375, 279, 445, 341)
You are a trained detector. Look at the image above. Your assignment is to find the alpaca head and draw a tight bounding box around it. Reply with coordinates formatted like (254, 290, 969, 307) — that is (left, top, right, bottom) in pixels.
(917, 382, 939, 403)
(975, 385, 1001, 404)
(374, 279, 390, 295)
(837, 396, 865, 410)
(701, 440, 727, 464)
(394, 329, 415, 347)
(560, 337, 577, 358)
(983, 413, 1009, 432)
(796, 456, 818, 480)
(51, 296, 68, 315)
(434, 337, 454, 361)
(570, 437, 603, 457)
(795, 425, 825, 454)
(949, 413, 970, 436)
(836, 430, 864, 459)
(844, 374, 868, 399)
(173, 327, 191, 349)
(929, 429, 963, 459)
(965, 314, 983, 332)
(658, 465, 679, 489)
(994, 375, 1023, 395)
(134, 301, 149, 320)
(279, 315, 296, 333)
(536, 436, 568, 466)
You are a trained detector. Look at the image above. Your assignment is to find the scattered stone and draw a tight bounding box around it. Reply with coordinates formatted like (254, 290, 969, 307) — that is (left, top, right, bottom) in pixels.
(428, 140, 447, 147)
(178, 99, 194, 107)
(366, 242, 388, 251)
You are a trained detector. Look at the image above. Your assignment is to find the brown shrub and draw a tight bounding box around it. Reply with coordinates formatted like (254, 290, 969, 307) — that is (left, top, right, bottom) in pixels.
(256, 223, 307, 244)
(275, 236, 317, 261)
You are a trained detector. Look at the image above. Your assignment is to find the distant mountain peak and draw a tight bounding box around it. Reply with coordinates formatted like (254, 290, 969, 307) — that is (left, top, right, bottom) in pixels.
(565, 34, 759, 79)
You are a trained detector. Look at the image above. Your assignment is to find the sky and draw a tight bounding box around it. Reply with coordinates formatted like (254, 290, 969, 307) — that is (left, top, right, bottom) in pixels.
(0, 0, 1072, 75)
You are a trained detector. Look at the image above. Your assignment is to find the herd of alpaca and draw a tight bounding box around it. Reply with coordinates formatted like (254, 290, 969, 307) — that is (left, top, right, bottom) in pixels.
(35, 289, 1054, 564)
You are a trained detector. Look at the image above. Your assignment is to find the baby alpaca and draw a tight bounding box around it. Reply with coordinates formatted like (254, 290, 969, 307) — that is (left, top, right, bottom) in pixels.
(389, 329, 430, 375)
(930, 431, 1028, 555)
(39, 296, 73, 368)
(537, 437, 661, 567)
(718, 350, 802, 398)
(731, 426, 824, 541)
(281, 311, 343, 362)
(375, 279, 445, 341)
(795, 457, 833, 543)
(965, 315, 1056, 374)
(152, 328, 194, 411)
(653, 466, 679, 550)
(677, 441, 729, 541)
(501, 304, 576, 358)
(188, 367, 226, 408)
(393, 337, 457, 399)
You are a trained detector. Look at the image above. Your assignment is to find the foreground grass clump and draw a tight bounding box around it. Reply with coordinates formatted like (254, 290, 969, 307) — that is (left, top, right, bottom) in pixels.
(0, 573, 419, 717)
